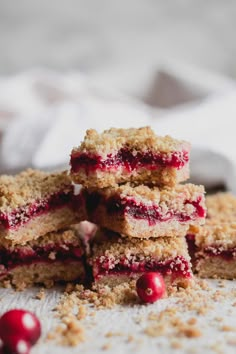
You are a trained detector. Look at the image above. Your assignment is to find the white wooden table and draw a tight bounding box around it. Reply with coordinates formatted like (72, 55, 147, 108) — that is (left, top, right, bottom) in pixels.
(1, 279, 236, 354)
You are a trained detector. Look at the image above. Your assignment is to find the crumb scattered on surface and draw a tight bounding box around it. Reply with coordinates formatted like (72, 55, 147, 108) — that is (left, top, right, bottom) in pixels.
(187, 318, 197, 325)
(77, 305, 87, 320)
(170, 340, 183, 349)
(127, 335, 135, 343)
(59, 315, 85, 346)
(227, 338, 236, 346)
(101, 343, 112, 350)
(2, 280, 12, 289)
(221, 325, 236, 332)
(105, 331, 124, 338)
(47, 277, 236, 351)
(35, 288, 45, 300)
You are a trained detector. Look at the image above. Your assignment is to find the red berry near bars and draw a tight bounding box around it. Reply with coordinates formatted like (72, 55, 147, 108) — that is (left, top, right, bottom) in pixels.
(0, 309, 41, 345)
(136, 272, 166, 303)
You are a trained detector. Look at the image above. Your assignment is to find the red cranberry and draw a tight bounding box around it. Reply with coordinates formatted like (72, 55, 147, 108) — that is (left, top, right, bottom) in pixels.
(0, 310, 41, 345)
(2, 336, 30, 354)
(136, 272, 166, 303)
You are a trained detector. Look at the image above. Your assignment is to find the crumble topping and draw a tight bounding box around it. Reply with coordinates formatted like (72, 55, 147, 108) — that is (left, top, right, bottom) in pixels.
(195, 223, 236, 250)
(0, 169, 72, 213)
(0, 227, 82, 251)
(206, 193, 236, 221)
(91, 229, 190, 262)
(93, 254, 192, 279)
(71, 127, 190, 158)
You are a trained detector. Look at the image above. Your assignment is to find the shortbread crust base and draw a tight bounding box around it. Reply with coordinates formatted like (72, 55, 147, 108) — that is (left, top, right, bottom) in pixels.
(195, 256, 236, 279)
(93, 273, 193, 293)
(89, 211, 201, 239)
(71, 163, 189, 189)
(1, 261, 85, 289)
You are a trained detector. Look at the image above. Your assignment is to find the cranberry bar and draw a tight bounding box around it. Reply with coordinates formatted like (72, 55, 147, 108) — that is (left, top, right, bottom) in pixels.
(0, 228, 85, 289)
(0, 169, 86, 244)
(194, 223, 236, 279)
(70, 127, 190, 188)
(86, 183, 206, 239)
(90, 229, 193, 289)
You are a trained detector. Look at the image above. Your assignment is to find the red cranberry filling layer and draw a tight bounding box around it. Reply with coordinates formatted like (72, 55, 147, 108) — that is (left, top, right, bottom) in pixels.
(0, 190, 75, 230)
(0, 242, 84, 273)
(202, 246, 236, 261)
(186, 234, 197, 263)
(94, 255, 192, 280)
(70, 148, 189, 173)
(87, 193, 205, 226)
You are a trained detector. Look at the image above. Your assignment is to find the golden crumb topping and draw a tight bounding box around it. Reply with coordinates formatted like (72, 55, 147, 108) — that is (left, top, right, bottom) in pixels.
(195, 223, 236, 249)
(72, 127, 190, 158)
(5, 227, 82, 251)
(206, 192, 236, 222)
(92, 229, 190, 261)
(0, 169, 72, 213)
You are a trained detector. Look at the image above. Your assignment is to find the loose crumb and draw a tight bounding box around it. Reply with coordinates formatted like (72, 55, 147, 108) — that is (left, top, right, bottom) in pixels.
(126, 335, 135, 343)
(101, 343, 112, 350)
(50, 315, 85, 346)
(227, 338, 236, 346)
(221, 325, 236, 332)
(179, 326, 202, 338)
(77, 305, 87, 320)
(187, 318, 197, 325)
(170, 340, 183, 349)
(35, 288, 45, 300)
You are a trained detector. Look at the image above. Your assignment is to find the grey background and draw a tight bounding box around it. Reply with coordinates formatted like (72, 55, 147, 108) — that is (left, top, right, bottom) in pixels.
(1, 0, 236, 91)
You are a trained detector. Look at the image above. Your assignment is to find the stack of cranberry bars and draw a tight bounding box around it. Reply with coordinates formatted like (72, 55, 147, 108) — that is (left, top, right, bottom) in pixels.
(70, 127, 206, 290)
(0, 169, 87, 288)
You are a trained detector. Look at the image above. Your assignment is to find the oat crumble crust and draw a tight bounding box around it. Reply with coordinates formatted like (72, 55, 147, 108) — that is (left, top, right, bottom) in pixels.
(0, 169, 72, 213)
(1, 227, 83, 251)
(2, 261, 85, 290)
(206, 192, 236, 221)
(71, 127, 190, 158)
(0, 224, 83, 248)
(91, 229, 190, 261)
(196, 223, 236, 249)
(71, 162, 190, 188)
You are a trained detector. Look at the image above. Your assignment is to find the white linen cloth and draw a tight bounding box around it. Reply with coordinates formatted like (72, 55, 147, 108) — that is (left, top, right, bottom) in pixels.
(0, 67, 236, 192)
(0, 70, 150, 172)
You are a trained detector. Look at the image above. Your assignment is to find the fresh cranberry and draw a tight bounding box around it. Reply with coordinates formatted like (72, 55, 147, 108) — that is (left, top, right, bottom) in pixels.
(2, 336, 30, 354)
(136, 272, 166, 303)
(0, 310, 41, 345)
